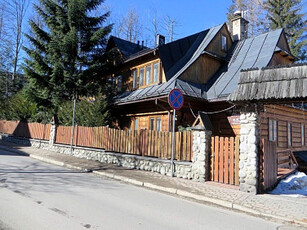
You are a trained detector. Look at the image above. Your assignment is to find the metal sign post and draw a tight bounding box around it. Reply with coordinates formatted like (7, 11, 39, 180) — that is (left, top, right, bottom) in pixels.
(168, 89, 184, 177)
(170, 109, 176, 177)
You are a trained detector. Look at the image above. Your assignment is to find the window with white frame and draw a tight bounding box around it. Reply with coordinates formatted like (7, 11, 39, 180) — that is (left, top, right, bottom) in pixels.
(132, 69, 137, 89)
(134, 118, 138, 131)
(269, 119, 277, 141)
(288, 122, 292, 147)
(146, 65, 151, 85)
(149, 118, 155, 130)
(156, 118, 161, 131)
(139, 67, 144, 86)
(302, 124, 305, 146)
(133, 61, 160, 89)
(221, 35, 227, 51)
(153, 63, 159, 83)
(149, 117, 162, 131)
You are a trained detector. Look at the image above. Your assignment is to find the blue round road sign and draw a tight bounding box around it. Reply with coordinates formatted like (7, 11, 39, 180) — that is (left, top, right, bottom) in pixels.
(168, 89, 184, 110)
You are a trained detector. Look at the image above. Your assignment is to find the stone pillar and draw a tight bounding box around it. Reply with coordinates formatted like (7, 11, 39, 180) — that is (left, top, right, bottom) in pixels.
(191, 127, 212, 182)
(239, 110, 260, 194)
(49, 123, 57, 147)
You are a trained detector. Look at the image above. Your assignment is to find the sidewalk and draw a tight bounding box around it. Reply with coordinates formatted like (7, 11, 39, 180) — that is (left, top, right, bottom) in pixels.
(0, 140, 306, 228)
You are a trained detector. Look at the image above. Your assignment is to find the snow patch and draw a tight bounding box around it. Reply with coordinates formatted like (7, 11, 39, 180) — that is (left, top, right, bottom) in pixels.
(270, 172, 307, 197)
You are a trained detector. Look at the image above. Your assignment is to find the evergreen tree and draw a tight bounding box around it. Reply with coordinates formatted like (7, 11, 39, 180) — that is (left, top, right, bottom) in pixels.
(57, 91, 111, 126)
(266, 0, 307, 60)
(23, 0, 114, 123)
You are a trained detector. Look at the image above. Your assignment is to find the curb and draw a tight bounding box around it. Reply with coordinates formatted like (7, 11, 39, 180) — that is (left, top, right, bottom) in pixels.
(1, 144, 306, 228)
(30, 155, 92, 172)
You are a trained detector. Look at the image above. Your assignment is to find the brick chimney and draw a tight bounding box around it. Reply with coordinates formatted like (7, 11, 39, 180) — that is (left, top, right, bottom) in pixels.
(231, 11, 249, 41)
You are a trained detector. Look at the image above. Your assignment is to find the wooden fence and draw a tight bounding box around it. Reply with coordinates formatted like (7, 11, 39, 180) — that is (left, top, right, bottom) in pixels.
(210, 136, 240, 185)
(55, 125, 193, 161)
(0, 120, 50, 140)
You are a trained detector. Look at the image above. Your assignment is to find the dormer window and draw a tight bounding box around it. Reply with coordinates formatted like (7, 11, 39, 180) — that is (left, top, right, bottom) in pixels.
(222, 35, 227, 51)
(132, 60, 160, 89)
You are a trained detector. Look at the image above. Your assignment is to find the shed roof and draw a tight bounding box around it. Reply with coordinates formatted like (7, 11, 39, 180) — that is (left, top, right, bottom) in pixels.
(228, 64, 307, 102)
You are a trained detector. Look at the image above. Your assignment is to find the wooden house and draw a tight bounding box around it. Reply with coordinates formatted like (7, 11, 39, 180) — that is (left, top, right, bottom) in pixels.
(106, 12, 306, 152)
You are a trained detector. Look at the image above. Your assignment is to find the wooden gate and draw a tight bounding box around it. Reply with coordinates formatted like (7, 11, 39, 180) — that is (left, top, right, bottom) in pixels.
(260, 139, 277, 191)
(210, 136, 240, 185)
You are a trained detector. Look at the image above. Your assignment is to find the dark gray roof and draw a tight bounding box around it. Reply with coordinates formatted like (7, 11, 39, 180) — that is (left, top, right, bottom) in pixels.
(114, 27, 286, 105)
(206, 29, 283, 100)
(114, 78, 205, 105)
(159, 30, 209, 81)
(114, 24, 223, 104)
(228, 64, 307, 102)
(109, 36, 148, 59)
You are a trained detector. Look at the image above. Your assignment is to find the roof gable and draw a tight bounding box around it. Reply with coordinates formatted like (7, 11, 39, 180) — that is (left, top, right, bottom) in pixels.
(206, 28, 284, 100)
(159, 24, 224, 81)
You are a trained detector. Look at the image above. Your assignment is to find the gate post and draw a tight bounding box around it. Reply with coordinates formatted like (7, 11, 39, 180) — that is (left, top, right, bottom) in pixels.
(191, 126, 212, 182)
(239, 108, 260, 194)
(49, 120, 57, 147)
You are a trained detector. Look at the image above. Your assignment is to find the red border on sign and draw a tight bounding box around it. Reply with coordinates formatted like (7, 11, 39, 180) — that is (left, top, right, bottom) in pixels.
(168, 89, 184, 110)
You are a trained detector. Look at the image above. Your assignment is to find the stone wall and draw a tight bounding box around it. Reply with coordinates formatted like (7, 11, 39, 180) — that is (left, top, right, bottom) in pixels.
(0, 134, 195, 179)
(191, 129, 212, 182)
(239, 111, 259, 194)
(0, 126, 211, 182)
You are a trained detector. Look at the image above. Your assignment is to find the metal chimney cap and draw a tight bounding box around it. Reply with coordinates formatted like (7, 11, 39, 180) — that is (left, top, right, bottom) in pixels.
(234, 10, 241, 17)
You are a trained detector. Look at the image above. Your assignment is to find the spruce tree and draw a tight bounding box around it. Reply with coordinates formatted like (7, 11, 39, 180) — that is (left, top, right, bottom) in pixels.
(23, 0, 114, 123)
(266, 0, 307, 60)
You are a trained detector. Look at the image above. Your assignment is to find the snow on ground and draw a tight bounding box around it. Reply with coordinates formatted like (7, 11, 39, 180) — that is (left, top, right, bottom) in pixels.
(270, 172, 307, 197)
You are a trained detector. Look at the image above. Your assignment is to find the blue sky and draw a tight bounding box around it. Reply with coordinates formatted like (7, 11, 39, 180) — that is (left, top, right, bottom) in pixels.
(105, 0, 230, 39)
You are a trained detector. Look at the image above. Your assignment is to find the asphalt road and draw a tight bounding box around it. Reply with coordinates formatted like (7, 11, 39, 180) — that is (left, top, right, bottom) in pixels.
(0, 148, 283, 230)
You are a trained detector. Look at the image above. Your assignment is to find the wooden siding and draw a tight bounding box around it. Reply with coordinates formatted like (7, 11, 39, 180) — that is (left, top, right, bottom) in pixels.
(206, 24, 233, 58)
(179, 55, 221, 84)
(260, 105, 307, 152)
(130, 112, 170, 131)
(269, 52, 293, 66)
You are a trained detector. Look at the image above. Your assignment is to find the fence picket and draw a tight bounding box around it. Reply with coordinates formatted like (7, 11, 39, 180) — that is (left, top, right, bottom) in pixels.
(214, 136, 219, 182)
(229, 137, 234, 185)
(211, 136, 239, 186)
(224, 137, 229, 184)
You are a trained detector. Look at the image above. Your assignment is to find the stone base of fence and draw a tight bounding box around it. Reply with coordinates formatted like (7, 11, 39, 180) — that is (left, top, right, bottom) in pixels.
(0, 134, 195, 179)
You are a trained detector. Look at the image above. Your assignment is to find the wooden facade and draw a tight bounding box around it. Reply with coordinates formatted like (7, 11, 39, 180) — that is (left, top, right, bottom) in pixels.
(260, 105, 307, 152)
(110, 23, 296, 138)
